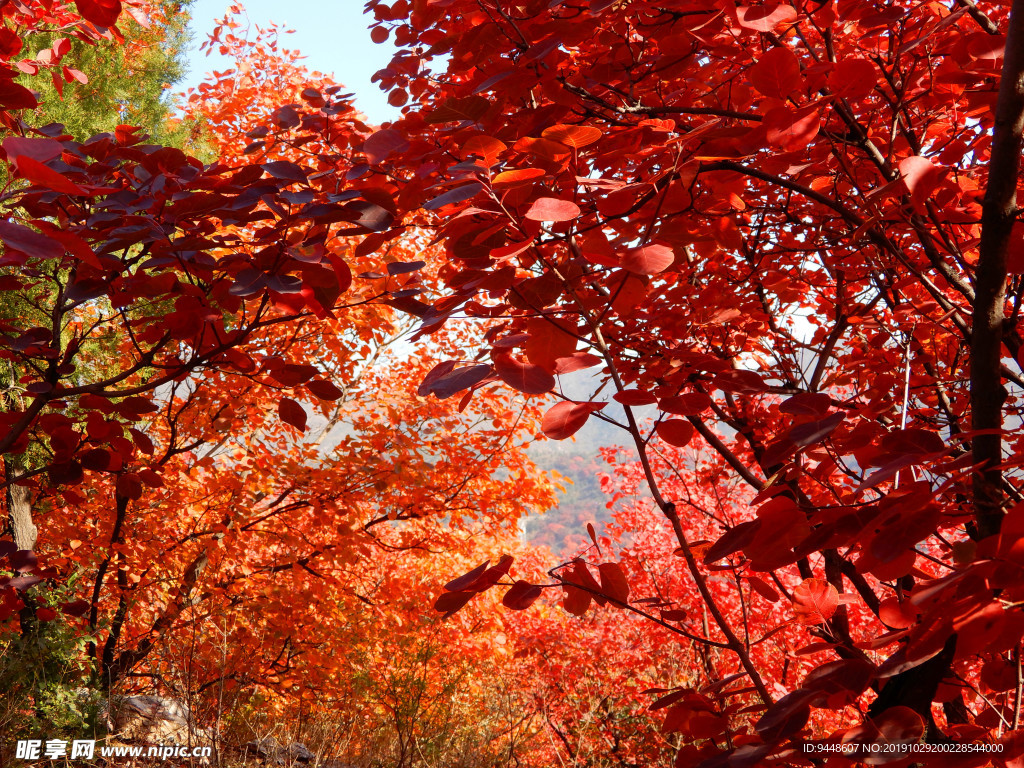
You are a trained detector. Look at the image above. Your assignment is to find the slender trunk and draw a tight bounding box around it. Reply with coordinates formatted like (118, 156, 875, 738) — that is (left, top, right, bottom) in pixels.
(4, 456, 36, 552)
(972, 0, 1024, 539)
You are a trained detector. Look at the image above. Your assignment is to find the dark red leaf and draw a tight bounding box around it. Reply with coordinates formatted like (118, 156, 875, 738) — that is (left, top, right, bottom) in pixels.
(262, 160, 308, 183)
(278, 398, 307, 431)
(444, 560, 491, 592)
(0, 220, 64, 260)
(598, 562, 630, 604)
(61, 599, 90, 617)
(434, 590, 475, 618)
(423, 183, 483, 210)
(502, 580, 543, 610)
(306, 380, 344, 401)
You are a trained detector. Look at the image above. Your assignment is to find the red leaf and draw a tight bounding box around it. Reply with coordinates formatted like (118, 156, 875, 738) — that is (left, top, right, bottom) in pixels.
(659, 392, 713, 415)
(663, 694, 729, 738)
(426, 95, 490, 123)
(714, 369, 769, 393)
(879, 597, 919, 629)
(899, 155, 945, 206)
(278, 398, 307, 431)
(764, 106, 820, 151)
(461, 135, 506, 164)
(656, 419, 695, 447)
(493, 354, 555, 394)
(754, 689, 815, 740)
(524, 316, 577, 372)
(704, 520, 761, 564)
(779, 392, 831, 417)
(562, 559, 605, 605)
(828, 57, 877, 100)
(472, 555, 515, 591)
(748, 46, 801, 99)
(363, 129, 409, 164)
(598, 562, 630, 604)
(737, 4, 797, 31)
(525, 196, 581, 222)
(32, 222, 101, 268)
(621, 244, 674, 275)
(792, 578, 839, 625)
(0, 220, 64, 260)
(748, 575, 780, 603)
(2, 137, 62, 164)
(115, 473, 143, 500)
(612, 389, 658, 406)
(542, 401, 604, 440)
(554, 352, 603, 374)
(74, 0, 122, 27)
(12, 156, 88, 195)
(502, 580, 543, 610)
(0, 78, 37, 110)
(63, 66, 87, 84)
(444, 555, 514, 592)
(0, 27, 22, 58)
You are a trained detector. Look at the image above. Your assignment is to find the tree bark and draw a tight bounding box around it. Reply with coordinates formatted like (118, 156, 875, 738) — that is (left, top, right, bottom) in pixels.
(972, 0, 1024, 539)
(4, 456, 36, 551)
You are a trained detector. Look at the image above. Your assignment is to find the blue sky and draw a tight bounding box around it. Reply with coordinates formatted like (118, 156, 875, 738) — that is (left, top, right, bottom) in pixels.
(175, 0, 399, 124)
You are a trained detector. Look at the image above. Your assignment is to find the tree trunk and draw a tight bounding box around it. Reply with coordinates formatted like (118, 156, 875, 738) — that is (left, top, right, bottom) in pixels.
(4, 456, 36, 551)
(972, 0, 1024, 539)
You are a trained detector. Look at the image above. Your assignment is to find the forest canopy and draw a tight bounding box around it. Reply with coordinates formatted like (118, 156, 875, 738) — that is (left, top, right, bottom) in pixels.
(2, 0, 1024, 766)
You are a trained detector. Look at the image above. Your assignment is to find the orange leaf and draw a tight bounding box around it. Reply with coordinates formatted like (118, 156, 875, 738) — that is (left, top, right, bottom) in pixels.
(492, 168, 545, 188)
(541, 124, 602, 149)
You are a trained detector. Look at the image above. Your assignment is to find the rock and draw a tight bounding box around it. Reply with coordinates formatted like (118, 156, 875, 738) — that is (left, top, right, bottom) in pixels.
(113, 696, 191, 743)
(110, 695, 213, 761)
(243, 737, 315, 765)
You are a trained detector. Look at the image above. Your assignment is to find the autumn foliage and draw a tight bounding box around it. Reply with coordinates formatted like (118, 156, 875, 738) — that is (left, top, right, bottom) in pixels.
(4, 0, 1024, 765)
